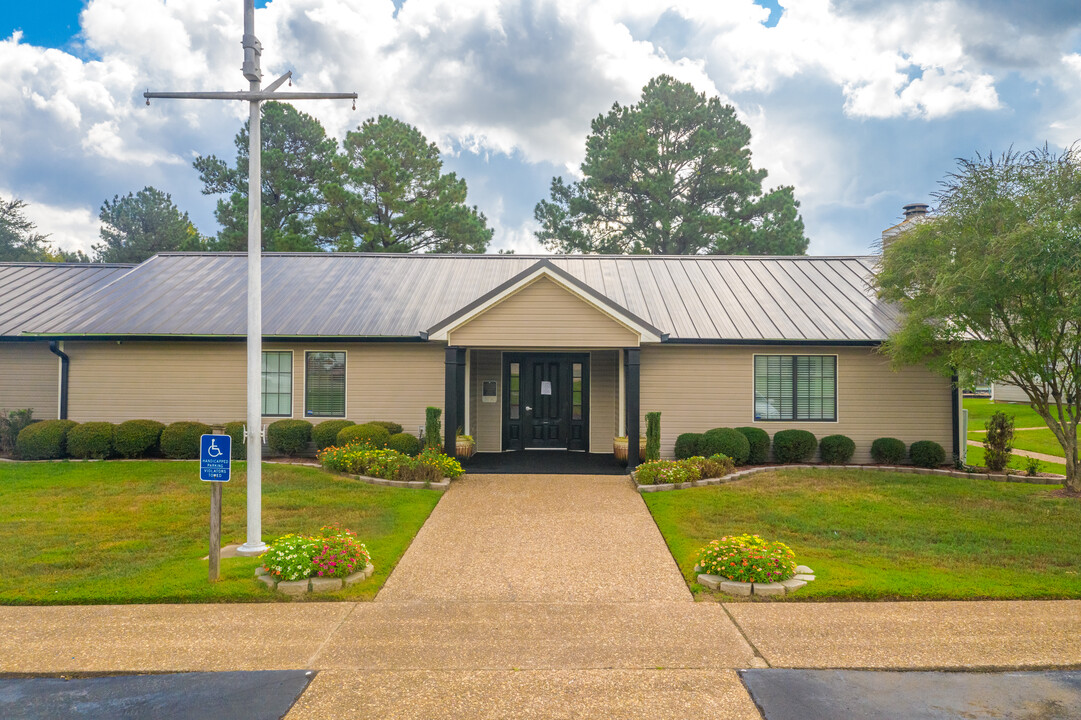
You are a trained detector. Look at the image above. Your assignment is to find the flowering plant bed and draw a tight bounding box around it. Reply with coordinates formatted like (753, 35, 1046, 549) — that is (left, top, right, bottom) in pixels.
(697, 534, 797, 584)
(318, 443, 464, 483)
(634, 455, 735, 485)
(261, 524, 372, 590)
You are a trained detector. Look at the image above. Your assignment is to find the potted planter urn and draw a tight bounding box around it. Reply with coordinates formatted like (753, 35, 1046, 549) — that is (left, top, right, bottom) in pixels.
(456, 434, 476, 459)
(613, 436, 647, 464)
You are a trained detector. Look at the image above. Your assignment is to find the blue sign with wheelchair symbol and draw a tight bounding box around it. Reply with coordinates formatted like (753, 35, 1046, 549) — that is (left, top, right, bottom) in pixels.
(200, 434, 231, 482)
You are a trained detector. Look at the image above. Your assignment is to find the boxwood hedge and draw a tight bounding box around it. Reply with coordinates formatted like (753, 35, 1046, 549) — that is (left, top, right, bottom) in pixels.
(266, 419, 312, 456)
(160, 421, 212, 459)
(734, 427, 770, 464)
(772, 429, 817, 463)
(67, 422, 117, 459)
(15, 419, 77, 460)
(114, 419, 165, 458)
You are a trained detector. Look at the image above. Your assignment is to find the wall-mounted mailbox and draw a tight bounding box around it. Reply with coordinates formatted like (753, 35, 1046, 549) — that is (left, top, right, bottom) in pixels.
(482, 380, 497, 403)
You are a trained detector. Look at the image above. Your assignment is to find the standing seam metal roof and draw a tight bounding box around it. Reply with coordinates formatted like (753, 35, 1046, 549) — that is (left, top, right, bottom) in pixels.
(0, 263, 135, 336)
(20, 252, 894, 342)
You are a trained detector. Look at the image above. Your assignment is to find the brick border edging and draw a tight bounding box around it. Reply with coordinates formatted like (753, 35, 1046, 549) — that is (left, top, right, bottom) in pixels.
(256, 563, 375, 595)
(343, 472, 451, 491)
(634, 464, 1066, 492)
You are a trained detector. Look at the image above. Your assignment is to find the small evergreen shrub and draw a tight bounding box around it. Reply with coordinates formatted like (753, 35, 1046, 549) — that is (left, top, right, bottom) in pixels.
(67, 422, 117, 459)
(15, 419, 77, 460)
(387, 432, 421, 456)
(983, 410, 1015, 472)
(734, 427, 770, 464)
(870, 437, 906, 464)
(910, 440, 946, 468)
(223, 422, 247, 459)
(0, 409, 35, 456)
(266, 419, 312, 456)
(160, 421, 212, 459)
(369, 421, 403, 436)
(674, 433, 702, 460)
(772, 429, 817, 463)
(312, 420, 354, 450)
(337, 422, 391, 448)
(819, 434, 855, 464)
(425, 407, 442, 449)
(701, 427, 751, 465)
(645, 411, 661, 462)
(696, 534, 797, 584)
(114, 419, 165, 458)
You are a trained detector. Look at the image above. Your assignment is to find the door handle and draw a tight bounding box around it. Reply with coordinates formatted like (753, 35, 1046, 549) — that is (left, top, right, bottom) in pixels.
(525, 406, 533, 411)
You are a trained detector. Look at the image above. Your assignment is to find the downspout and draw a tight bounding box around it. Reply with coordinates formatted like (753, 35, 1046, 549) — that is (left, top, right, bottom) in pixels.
(951, 371, 960, 463)
(49, 341, 69, 420)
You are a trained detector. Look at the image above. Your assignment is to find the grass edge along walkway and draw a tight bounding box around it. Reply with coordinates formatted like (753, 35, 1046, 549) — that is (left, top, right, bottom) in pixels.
(0, 461, 442, 605)
(643, 467, 1081, 602)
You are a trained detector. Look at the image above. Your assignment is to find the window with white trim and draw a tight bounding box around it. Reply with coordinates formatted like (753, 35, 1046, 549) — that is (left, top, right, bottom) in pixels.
(305, 351, 346, 418)
(262, 351, 292, 417)
(754, 355, 836, 421)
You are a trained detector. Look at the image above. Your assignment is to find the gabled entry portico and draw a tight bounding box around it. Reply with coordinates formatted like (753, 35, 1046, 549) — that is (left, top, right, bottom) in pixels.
(428, 260, 664, 471)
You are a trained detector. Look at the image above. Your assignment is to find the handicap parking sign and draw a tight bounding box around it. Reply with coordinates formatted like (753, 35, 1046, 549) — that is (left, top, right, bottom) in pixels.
(200, 434, 231, 482)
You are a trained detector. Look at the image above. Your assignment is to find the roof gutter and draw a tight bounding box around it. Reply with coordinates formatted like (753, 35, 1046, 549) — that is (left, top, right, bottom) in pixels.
(49, 341, 69, 420)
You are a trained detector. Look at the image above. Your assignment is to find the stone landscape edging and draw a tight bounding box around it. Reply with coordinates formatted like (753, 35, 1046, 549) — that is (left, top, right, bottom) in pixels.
(634, 463, 1065, 492)
(256, 563, 375, 595)
(345, 472, 450, 491)
(695, 564, 817, 597)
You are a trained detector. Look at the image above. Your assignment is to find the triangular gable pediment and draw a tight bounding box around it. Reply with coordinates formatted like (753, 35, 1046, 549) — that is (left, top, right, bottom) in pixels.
(426, 260, 665, 346)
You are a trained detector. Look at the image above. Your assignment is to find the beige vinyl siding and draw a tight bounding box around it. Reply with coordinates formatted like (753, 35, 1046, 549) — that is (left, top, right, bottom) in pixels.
(448, 277, 640, 348)
(589, 350, 618, 453)
(640, 345, 953, 463)
(991, 382, 1029, 404)
(0, 341, 58, 420)
(471, 350, 502, 452)
(64, 341, 444, 431)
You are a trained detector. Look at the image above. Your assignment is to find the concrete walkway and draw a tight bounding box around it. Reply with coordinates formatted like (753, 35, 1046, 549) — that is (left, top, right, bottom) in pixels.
(966, 439, 1068, 464)
(2, 474, 1080, 718)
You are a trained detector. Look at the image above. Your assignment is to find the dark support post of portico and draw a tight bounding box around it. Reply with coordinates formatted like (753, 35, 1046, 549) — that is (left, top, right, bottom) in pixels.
(625, 348, 641, 471)
(951, 370, 961, 462)
(445, 347, 467, 457)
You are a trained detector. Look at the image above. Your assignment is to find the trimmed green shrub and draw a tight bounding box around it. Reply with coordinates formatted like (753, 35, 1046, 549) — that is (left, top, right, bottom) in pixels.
(983, 410, 1015, 472)
(369, 421, 403, 436)
(870, 437, 906, 464)
(337, 422, 391, 448)
(425, 407, 442, 449)
(910, 440, 946, 468)
(819, 434, 855, 464)
(734, 427, 770, 464)
(772, 429, 817, 463)
(266, 419, 312, 456)
(223, 422, 247, 459)
(160, 421, 212, 459)
(673, 432, 702, 460)
(387, 432, 421, 456)
(700, 427, 751, 465)
(645, 411, 661, 462)
(114, 419, 165, 458)
(67, 422, 117, 459)
(312, 420, 354, 450)
(16, 419, 77, 460)
(0, 409, 35, 456)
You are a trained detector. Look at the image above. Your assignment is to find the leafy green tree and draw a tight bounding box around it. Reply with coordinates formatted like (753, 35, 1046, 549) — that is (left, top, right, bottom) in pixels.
(316, 115, 491, 253)
(194, 102, 338, 251)
(535, 75, 807, 255)
(93, 187, 204, 263)
(876, 146, 1081, 492)
(0, 197, 54, 261)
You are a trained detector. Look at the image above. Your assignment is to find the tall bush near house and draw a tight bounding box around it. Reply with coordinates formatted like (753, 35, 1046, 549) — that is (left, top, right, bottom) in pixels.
(910, 440, 946, 468)
(772, 429, 817, 463)
(15, 419, 77, 460)
(266, 419, 313, 456)
(387, 432, 421, 456)
(67, 422, 117, 459)
(425, 407, 442, 449)
(701, 428, 750, 465)
(871, 437, 906, 464)
(160, 421, 212, 459)
(223, 422, 247, 459)
(312, 420, 354, 451)
(645, 412, 661, 461)
(114, 420, 165, 458)
(734, 427, 770, 464)
(674, 433, 702, 460)
(983, 411, 1015, 472)
(0, 409, 35, 456)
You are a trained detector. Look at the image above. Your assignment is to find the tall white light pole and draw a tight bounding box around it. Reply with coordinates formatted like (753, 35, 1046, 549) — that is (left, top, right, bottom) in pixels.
(146, 0, 356, 556)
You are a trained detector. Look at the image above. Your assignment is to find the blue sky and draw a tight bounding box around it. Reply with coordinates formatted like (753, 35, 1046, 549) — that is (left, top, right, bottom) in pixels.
(1, 0, 1080, 256)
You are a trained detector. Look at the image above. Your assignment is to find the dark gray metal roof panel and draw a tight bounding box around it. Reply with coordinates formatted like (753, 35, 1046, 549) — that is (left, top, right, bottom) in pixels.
(20, 253, 900, 341)
(0, 263, 135, 336)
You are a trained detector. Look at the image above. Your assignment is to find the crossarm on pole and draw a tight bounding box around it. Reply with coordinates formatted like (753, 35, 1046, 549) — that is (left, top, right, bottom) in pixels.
(144, 90, 357, 101)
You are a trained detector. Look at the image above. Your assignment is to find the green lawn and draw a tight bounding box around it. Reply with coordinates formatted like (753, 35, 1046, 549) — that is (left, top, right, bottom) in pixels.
(0, 461, 441, 604)
(964, 445, 1068, 476)
(644, 468, 1081, 601)
(965, 397, 1077, 461)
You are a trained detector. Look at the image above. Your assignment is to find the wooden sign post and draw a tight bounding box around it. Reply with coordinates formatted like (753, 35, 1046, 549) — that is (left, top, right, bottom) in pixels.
(200, 434, 232, 582)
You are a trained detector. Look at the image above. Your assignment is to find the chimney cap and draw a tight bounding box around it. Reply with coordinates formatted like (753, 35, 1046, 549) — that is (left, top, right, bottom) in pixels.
(902, 202, 929, 219)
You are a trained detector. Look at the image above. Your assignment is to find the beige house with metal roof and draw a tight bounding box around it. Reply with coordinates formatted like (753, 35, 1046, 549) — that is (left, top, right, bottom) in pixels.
(2, 253, 960, 466)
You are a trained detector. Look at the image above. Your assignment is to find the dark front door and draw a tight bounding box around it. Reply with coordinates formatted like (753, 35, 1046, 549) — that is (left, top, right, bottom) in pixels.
(503, 353, 589, 451)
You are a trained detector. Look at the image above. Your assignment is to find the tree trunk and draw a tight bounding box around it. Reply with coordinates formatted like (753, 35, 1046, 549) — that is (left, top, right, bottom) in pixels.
(1064, 433, 1079, 494)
